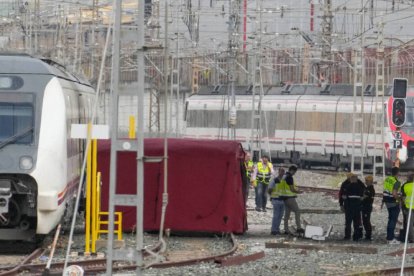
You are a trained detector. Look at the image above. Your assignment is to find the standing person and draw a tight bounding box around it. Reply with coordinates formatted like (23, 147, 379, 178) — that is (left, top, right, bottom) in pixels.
(383, 167, 402, 244)
(343, 173, 365, 241)
(339, 173, 353, 212)
(400, 174, 414, 242)
(268, 167, 286, 235)
(244, 152, 255, 205)
(401, 174, 414, 243)
(362, 175, 375, 241)
(253, 155, 273, 212)
(280, 165, 304, 234)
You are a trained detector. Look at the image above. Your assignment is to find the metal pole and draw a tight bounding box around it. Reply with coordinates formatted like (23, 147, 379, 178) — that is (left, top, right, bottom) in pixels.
(158, 0, 169, 252)
(73, 12, 80, 73)
(401, 185, 414, 275)
(360, 1, 366, 172)
(136, 0, 146, 273)
(175, 5, 180, 135)
(228, 0, 237, 140)
(64, 11, 111, 276)
(85, 123, 92, 254)
(106, 0, 121, 273)
(34, 0, 39, 54)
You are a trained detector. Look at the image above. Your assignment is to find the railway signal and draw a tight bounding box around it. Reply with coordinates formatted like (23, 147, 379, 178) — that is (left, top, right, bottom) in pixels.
(392, 78, 407, 127)
(392, 99, 406, 127)
(393, 78, 407, 99)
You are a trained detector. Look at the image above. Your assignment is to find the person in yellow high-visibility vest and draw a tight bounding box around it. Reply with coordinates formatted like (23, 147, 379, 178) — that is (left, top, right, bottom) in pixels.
(268, 167, 286, 235)
(383, 167, 402, 244)
(279, 165, 304, 234)
(252, 155, 273, 212)
(244, 152, 255, 204)
(401, 174, 414, 242)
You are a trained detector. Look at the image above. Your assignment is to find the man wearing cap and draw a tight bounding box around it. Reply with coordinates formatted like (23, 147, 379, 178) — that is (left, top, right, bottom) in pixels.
(362, 175, 375, 241)
(342, 173, 365, 241)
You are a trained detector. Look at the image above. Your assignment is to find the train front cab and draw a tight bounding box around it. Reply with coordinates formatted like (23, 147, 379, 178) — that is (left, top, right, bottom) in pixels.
(394, 90, 414, 168)
(0, 75, 40, 240)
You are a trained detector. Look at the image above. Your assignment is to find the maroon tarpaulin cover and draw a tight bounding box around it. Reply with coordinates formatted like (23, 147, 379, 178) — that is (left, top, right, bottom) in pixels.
(98, 138, 247, 234)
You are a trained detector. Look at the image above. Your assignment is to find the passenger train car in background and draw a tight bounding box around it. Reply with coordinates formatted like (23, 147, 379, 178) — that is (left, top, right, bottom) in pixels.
(184, 84, 414, 170)
(0, 54, 94, 240)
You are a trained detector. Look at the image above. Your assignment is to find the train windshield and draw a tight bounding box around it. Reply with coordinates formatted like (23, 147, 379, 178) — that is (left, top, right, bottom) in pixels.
(0, 93, 34, 145)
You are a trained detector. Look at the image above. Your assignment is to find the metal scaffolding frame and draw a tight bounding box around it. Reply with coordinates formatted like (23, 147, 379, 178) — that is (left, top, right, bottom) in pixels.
(351, 1, 366, 175)
(249, 0, 268, 159)
(373, 19, 386, 178)
(106, 0, 146, 274)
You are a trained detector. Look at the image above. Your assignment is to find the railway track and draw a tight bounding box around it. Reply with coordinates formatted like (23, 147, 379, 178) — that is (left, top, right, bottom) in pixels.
(0, 234, 237, 275)
(0, 247, 46, 276)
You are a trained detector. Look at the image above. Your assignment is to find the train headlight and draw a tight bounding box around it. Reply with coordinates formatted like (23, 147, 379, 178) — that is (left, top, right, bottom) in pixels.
(19, 156, 33, 170)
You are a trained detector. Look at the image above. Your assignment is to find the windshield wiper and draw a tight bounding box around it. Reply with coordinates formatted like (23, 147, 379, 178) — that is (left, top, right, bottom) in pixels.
(0, 127, 34, 150)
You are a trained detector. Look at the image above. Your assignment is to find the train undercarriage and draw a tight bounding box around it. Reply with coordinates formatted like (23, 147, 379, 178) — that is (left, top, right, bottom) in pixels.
(0, 175, 37, 240)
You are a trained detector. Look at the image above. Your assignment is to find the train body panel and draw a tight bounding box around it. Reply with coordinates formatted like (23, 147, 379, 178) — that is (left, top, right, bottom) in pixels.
(33, 77, 67, 233)
(0, 55, 94, 240)
(184, 84, 412, 169)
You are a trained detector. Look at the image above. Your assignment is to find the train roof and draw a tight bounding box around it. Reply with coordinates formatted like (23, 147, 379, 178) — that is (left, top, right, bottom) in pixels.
(197, 84, 393, 96)
(0, 53, 91, 87)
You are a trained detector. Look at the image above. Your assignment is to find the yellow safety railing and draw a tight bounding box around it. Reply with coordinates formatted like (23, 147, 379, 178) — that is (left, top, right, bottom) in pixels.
(95, 172, 123, 243)
(86, 138, 123, 254)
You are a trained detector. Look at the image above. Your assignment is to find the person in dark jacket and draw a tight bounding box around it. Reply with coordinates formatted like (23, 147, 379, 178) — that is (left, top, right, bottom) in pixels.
(343, 173, 365, 241)
(362, 175, 375, 241)
(339, 173, 353, 212)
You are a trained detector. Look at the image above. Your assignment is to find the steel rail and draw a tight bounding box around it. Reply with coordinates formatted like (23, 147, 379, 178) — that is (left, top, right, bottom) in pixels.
(0, 247, 46, 276)
(19, 234, 238, 275)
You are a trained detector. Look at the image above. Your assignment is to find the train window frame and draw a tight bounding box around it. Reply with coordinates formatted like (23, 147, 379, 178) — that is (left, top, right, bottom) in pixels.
(0, 93, 35, 145)
(0, 76, 24, 90)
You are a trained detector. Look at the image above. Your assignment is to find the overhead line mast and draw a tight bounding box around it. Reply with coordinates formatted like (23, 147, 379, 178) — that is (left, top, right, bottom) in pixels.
(373, 18, 386, 179)
(249, 0, 268, 160)
(227, 0, 240, 140)
(320, 0, 333, 83)
(351, 0, 366, 175)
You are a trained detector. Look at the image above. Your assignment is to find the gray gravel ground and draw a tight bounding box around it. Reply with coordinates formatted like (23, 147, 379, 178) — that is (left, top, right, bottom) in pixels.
(4, 170, 414, 276)
(139, 170, 414, 276)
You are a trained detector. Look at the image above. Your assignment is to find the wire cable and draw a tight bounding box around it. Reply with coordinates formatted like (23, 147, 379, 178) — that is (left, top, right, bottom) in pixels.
(63, 22, 112, 272)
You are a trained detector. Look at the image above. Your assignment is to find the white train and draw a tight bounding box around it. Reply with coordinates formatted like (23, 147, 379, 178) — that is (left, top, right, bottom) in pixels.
(0, 54, 94, 240)
(183, 84, 414, 170)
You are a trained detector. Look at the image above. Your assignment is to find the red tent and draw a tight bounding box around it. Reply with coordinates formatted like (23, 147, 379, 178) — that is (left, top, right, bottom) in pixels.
(98, 138, 248, 234)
